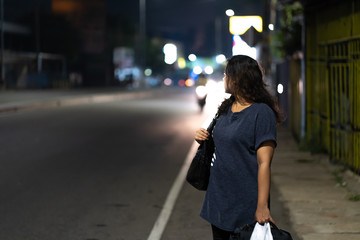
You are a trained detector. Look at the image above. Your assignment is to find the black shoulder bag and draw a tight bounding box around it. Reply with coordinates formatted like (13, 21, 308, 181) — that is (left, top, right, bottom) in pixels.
(186, 114, 219, 191)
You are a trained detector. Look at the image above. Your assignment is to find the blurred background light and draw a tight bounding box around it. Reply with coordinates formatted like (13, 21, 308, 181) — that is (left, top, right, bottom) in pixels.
(195, 85, 207, 98)
(178, 79, 185, 87)
(144, 68, 152, 76)
(268, 24, 274, 31)
(216, 54, 226, 64)
(193, 66, 203, 75)
(163, 43, 177, 64)
(205, 79, 217, 90)
(225, 9, 235, 17)
(277, 84, 284, 94)
(177, 57, 186, 69)
(188, 54, 197, 62)
(163, 78, 173, 86)
(185, 79, 194, 87)
(204, 66, 214, 75)
(298, 79, 303, 94)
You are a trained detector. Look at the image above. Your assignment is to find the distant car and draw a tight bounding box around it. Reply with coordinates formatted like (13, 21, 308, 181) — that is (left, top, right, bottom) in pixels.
(114, 67, 140, 88)
(145, 76, 161, 87)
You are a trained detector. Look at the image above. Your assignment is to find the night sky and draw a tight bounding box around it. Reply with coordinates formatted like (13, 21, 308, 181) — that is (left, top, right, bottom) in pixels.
(106, 0, 263, 33)
(107, 0, 263, 53)
(4, 0, 263, 56)
(109, 0, 263, 56)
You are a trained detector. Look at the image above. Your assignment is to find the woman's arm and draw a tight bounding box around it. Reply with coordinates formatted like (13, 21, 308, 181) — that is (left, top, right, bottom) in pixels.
(255, 140, 276, 224)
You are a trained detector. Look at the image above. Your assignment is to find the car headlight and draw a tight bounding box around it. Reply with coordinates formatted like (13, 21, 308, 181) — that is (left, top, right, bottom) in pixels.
(195, 86, 207, 98)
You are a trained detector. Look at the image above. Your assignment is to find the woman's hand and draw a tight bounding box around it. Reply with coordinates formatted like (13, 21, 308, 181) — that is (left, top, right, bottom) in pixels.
(255, 205, 275, 225)
(256, 141, 276, 225)
(194, 128, 209, 144)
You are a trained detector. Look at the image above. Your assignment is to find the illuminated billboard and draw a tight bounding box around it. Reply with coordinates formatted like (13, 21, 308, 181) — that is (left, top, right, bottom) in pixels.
(229, 16, 263, 35)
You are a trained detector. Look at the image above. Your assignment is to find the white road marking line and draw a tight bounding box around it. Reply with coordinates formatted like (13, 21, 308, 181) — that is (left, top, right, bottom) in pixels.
(147, 113, 215, 240)
(146, 140, 199, 240)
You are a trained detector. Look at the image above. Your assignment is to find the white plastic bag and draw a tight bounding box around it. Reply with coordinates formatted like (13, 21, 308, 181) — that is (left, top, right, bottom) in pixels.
(250, 222, 274, 240)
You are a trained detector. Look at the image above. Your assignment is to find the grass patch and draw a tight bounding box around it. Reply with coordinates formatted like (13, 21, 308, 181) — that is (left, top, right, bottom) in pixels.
(331, 168, 347, 188)
(332, 168, 360, 201)
(348, 193, 360, 202)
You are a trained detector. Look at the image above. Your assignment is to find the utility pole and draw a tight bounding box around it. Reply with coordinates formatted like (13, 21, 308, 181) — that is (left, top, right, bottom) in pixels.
(35, 0, 41, 73)
(215, 16, 222, 54)
(139, 0, 146, 65)
(139, 0, 146, 87)
(1, 0, 5, 89)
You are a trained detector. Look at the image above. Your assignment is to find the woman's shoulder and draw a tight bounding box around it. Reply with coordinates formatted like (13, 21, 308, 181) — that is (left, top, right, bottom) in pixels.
(252, 103, 276, 118)
(252, 102, 272, 111)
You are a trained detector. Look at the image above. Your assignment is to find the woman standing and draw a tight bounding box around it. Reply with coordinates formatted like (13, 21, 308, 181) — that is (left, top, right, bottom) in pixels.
(194, 55, 283, 240)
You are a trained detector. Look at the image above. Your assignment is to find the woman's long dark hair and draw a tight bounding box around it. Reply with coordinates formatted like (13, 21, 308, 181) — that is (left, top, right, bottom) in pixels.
(218, 55, 283, 123)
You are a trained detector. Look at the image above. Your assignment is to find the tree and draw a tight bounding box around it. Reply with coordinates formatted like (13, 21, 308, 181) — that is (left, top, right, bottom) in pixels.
(271, 2, 303, 58)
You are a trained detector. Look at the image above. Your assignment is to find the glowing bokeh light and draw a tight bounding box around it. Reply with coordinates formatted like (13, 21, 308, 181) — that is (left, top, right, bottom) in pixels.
(193, 66, 203, 75)
(206, 79, 217, 90)
(144, 68, 152, 76)
(185, 79, 194, 87)
(188, 54, 197, 62)
(204, 66, 214, 75)
(177, 57, 186, 69)
(164, 78, 173, 86)
(216, 54, 226, 64)
(163, 43, 177, 64)
(195, 86, 207, 98)
(268, 24, 274, 31)
(225, 9, 235, 17)
(277, 84, 284, 94)
(298, 79, 303, 94)
(178, 79, 186, 87)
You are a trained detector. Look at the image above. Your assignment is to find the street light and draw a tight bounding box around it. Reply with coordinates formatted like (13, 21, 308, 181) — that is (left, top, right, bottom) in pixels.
(225, 9, 235, 17)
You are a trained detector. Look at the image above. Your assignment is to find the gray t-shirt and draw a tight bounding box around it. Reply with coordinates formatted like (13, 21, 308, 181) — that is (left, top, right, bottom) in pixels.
(200, 102, 277, 231)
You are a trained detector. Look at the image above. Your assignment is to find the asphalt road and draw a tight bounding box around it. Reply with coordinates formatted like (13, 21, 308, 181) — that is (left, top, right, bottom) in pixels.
(0, 88, 207, 240)
(0, 87, 295, 240)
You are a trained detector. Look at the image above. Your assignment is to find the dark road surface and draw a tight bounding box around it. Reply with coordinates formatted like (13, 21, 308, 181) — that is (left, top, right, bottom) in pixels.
(0, 88, 207, 240)
(0, 87, 293, 240)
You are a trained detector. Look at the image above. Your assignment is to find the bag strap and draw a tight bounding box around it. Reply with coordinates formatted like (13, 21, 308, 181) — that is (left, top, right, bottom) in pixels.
(269, 221, 279, 230)
(207, 112, 219, 133)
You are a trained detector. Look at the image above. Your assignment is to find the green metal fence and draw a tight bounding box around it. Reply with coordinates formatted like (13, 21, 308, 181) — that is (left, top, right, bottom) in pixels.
(305, 0, 360, 172)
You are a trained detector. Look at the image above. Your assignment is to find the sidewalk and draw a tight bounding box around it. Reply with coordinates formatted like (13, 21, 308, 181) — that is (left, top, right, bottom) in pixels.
(271, 127, 360, 240)
(163, 126, 360, 240)
(1, 89, 359, 240)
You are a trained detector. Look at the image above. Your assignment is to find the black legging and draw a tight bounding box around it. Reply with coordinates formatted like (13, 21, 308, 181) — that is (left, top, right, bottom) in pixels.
(211, 224, 233, 240)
